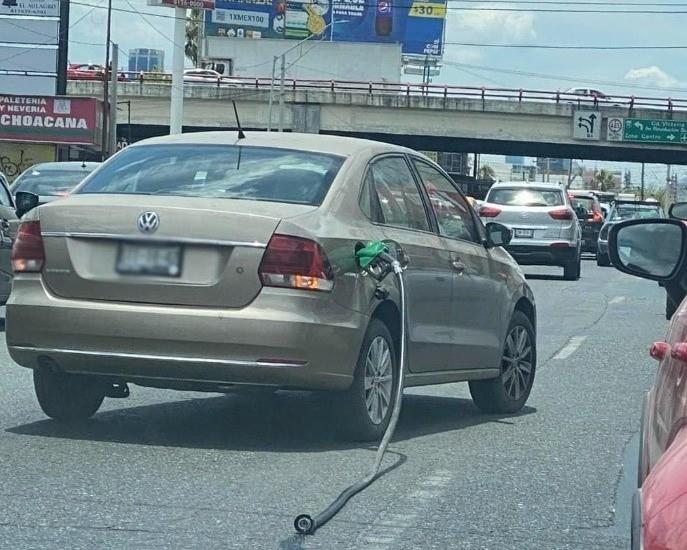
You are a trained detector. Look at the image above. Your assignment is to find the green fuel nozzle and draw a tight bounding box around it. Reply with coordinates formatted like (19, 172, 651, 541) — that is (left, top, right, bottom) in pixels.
(355, 240, 390, 269)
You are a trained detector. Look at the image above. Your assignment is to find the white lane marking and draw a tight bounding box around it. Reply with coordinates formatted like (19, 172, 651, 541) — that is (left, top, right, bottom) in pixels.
(355, 469, 453, 548)
(554, 336, 588, 360)
(610, 296, 626, 305)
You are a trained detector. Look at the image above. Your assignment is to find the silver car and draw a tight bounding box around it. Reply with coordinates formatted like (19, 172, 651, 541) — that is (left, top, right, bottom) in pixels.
(479, 182, 582, 280)
(11, 161, 101, 205)
(7, 132, 536, 440)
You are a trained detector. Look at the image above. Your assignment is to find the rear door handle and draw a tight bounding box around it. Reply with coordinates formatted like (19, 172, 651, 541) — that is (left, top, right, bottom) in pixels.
(451, 259, 466, 274)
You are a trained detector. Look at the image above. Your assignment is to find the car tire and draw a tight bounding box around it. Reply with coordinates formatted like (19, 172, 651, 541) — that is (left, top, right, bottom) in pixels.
(596, 253, 611, 267)
(631, 491, 642, 550)
(34, 367, 106, 422)
(638, 392, 648, 487)
(338, 318, 398, 441)
(563, 253, 581, 281)
(469, 311, 536, 414)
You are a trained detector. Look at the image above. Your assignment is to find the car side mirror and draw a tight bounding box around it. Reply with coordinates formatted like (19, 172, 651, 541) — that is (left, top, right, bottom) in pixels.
(669, 202, 687, 221)
(15, 191, 39, 218)
(609, 219, 687, 281)
(485, 222, 512, 248)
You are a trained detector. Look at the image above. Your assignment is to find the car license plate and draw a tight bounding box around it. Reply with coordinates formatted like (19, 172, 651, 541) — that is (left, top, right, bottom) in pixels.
(116, 243, 182, 277)
(514, 229, 534, 238)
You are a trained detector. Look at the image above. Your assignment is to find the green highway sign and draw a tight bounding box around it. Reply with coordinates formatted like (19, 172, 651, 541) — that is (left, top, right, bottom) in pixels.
(623, 118, 687, 144)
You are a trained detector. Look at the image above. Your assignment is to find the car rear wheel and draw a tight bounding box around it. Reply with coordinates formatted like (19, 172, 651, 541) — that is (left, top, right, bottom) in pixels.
(596, 252, 611, 267)
(34, 367, 106, 422)
(338, 319, 398, 441)
(470, 311, 536, 414)
(563, 253, 581, 281)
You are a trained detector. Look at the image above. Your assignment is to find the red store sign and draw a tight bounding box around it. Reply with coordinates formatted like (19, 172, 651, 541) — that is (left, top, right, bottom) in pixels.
(0, 95, 102, 145)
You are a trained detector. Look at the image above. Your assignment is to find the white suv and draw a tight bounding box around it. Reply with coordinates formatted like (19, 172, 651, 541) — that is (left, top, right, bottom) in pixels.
(479, 182, 582, 280)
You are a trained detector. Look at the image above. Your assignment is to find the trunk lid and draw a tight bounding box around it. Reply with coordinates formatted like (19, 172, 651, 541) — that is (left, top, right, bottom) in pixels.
(39, 194, 315, 308)
(483, 204, 566, 240)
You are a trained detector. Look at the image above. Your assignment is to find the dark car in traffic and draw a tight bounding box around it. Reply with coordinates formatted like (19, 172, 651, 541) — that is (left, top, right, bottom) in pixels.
(10, 162, 100, 205)
(569, 191, 604, 254)
(597, 200, 664, 266)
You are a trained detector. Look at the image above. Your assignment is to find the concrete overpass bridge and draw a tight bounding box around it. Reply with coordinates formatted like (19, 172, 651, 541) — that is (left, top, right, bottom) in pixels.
(67, 79, 687, 164)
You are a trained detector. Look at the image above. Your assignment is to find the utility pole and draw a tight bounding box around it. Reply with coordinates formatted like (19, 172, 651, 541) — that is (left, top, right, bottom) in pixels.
(56, 0, 69, 96)
(101, 0, 113, 160)
(267, 56, 277, 132)
(277, 54, 286, 132)
(109, 44, 118, 156)
(640, 163, 645, 200)
(170, 6, 186, 134)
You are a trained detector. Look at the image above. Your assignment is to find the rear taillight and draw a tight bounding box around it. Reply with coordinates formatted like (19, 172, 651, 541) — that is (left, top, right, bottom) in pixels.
(11, 221, 45, 273)
(259, 234, 333, 292)
(549, 208, 573, 220)
(479, 206, 501, 218)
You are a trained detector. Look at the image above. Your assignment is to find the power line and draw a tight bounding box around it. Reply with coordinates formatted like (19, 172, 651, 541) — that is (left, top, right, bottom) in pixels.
(66, 0, 687, 17)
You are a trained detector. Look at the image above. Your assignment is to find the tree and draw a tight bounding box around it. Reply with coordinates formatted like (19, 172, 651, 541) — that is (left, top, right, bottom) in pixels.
(185, 8, 201, 67)
(478, 165, 496, 182)
(591, 169, 617, 192)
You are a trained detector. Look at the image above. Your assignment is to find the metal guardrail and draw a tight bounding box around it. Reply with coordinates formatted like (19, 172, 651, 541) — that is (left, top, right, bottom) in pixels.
(68, 71, 687, 112)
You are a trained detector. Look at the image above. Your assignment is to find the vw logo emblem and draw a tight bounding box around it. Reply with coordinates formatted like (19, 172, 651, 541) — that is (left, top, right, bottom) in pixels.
(137, 211, 160, 233)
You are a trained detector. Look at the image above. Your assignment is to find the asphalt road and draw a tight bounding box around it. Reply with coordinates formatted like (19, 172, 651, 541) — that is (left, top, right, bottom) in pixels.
(0, 259, 665, 549)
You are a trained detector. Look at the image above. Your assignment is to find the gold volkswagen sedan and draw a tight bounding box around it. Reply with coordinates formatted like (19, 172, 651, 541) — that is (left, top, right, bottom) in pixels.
(7, 132, 536, 440)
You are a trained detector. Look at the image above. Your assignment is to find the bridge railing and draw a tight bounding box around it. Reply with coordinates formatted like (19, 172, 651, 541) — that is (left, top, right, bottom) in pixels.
(79, 71, 687, 112)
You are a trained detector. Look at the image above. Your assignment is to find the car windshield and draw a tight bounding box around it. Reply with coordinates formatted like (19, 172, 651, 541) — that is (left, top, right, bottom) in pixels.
(488, 188, 563, 207)
(12, 169, 93, 196)
(611, 205, 662, 220)
(78, 144, 344, 206)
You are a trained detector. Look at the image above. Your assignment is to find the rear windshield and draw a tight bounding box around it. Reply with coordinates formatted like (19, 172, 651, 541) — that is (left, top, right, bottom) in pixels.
(488, 188, 563, 207)
(571, 196, 595, 210)
(611, 205, 662, 220)
(78, 144, 344, 206)
(12, 169, 93, 197)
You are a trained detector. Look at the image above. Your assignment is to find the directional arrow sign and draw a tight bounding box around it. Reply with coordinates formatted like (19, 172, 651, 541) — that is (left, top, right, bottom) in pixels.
(623, 118, 687, 144)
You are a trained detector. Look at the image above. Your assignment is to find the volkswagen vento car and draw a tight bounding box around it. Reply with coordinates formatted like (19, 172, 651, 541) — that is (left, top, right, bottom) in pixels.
(607, 218, 687, 550)
(7, 132, 537, 440)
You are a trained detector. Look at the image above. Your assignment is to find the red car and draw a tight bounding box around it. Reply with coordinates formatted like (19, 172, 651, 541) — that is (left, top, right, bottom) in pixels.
(608, 218, 687, 550)
(67, 64, 127, 81)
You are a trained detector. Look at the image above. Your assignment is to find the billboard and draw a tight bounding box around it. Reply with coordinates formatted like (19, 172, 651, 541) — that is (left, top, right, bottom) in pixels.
(205, 0, 446, 56)
(0, 95, 102, 145)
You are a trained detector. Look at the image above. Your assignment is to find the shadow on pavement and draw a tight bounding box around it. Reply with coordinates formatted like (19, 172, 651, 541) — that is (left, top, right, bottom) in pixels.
(7, 391, 536, 452)
(524, 273, 566, 281)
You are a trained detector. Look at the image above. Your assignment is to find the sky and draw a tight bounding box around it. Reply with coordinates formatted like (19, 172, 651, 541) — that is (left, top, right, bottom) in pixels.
(67, 0, 687, 186)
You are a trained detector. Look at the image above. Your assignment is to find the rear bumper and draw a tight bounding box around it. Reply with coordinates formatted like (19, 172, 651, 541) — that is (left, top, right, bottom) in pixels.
(7, 276, 367, 391)
(581, 224, 602, 251)
(505, 243, 577, 266)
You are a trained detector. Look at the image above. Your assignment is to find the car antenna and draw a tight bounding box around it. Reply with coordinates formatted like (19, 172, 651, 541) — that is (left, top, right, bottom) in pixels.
(232, 100, 246, 140)
(81, 160, 87, 168)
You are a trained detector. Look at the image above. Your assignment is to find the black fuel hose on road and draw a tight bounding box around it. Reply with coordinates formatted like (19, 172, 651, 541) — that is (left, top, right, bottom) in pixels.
(294, 261, 407, 535)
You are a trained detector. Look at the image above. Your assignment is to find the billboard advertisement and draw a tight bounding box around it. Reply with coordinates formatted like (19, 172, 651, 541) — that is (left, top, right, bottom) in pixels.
(205, 0, 446, 56)
(0, 95, 102, 145)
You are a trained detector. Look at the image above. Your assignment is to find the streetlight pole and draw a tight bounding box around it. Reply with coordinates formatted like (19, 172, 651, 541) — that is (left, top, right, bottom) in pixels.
(101, 0, 113, 160)
(170, 6, 186, 134)
(269, 22, 332, 132)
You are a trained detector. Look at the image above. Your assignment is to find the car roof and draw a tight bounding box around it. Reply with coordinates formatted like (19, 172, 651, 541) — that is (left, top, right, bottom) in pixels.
(131, 131, 415, 157)
(24, 162, 101, 171)
(488, 181, 564, 191)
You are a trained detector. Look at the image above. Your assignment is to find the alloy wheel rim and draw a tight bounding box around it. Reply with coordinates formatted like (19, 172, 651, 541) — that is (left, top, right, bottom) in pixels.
(501, 326, 533, 401)
(364, 336, 393, 425)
